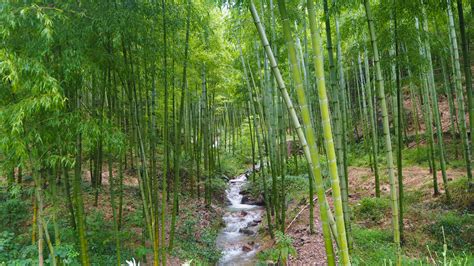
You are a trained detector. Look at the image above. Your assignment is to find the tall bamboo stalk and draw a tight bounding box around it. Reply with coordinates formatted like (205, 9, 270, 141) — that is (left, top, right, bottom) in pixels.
(249, 2, 337, 264)
(160, 0, 169, 263)
(421, 6, 450, 199)
(363, 45, 381, 197)
(334, 12, 352, 253)
(364, 0, 401, 263)
(307, 0, 351, 263)
(447, 0, 473, 188)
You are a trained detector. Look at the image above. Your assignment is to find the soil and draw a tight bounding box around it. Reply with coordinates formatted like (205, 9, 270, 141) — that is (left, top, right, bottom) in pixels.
(286, 200, 332, 265)
(279, 165, 467, 265)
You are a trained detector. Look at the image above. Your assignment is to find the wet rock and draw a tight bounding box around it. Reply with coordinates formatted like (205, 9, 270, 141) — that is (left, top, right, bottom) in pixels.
(254, 163, 261, 171)
(245, 170, 252, 177)
(241, 195, 251, 203)
(253, 218, 262, 223)
(240, 211, 248, 216)
(248, 221, 258, 227)
(239, 228, 256, 236)
(242, 243, 253, 252)
(241, 195, 265, 206)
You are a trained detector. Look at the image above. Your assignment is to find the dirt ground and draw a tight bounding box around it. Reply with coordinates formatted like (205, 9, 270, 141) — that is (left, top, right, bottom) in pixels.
(283, 164, 467, 265)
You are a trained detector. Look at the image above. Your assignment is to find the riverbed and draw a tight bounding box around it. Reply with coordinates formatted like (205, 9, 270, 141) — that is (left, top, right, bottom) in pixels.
(216, 172, 263, 265)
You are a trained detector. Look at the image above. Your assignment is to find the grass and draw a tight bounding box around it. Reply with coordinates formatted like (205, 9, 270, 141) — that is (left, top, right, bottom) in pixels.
(350, 179, 473, 265)
(347, 138, 473, 265)
(353, 197, 391, 225)
(351, 224, 474, 266)
(351, 226, 397, 265)
(349, 141, 468, 171)
(426, 211, 473, 251)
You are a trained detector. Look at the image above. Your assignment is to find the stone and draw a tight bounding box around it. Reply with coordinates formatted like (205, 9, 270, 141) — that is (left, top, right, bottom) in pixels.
(248, 221, 258, 227)
(241, 195, 265, 206)
(242, 244, 253, 252)
(239, 228, 256, 236)
(241, 195, 251, 204)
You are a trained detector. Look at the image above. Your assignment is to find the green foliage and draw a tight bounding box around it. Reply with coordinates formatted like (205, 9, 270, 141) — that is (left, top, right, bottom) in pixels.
(354, 197, 390, 224)
(286, 155, 309, 176)
(0, 187, 29, 233)
(403, 190, 424, 205)
(54, 244, 80, 265)
(348, 146, 386, 168)
(286, 154, 332, 178)
(448, 178, 474, 211)
(209, 177, 227, 201)
(351, 226, 396, 265)
(352, 225, 474, 265)
(274, 231, 296, 264)
(0, 230, 37, 265)
(55, 208, 135, 265)
(85, 210, 117, 259)
(257, 231, 296, 264)
(242, 173, 319, 206)
(216, 152, 245, 178)
(172, 216, 221, 264)
(427, 211, 473, 251)
(402, 146, 431, 167)
(0, 231, 18, 262)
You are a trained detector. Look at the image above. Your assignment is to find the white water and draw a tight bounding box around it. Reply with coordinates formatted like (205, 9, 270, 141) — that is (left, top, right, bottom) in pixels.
(216, 173, 263, 265)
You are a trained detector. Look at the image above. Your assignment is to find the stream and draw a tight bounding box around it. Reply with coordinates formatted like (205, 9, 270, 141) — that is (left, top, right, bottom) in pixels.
(216, 171, 264, 265)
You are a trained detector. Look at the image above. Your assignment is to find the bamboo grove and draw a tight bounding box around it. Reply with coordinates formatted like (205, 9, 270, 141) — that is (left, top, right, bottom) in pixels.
(0, 0, 472, 265)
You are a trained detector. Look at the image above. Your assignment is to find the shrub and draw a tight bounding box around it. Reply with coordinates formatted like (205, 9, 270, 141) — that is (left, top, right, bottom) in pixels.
(257, 231, 296, 264)
(427, 211, 473, 251)
(173, 217, 221, 264)
(0, 231, 18, 262)
(216, 153, 245, 177)
(0, 231, 37, 264)
(286, 155, 308, 176)
(402, 146, 430, 166)
(354, 197, 390, 224)
(0, 186, 29, 232)
(209, 177, 227, 200)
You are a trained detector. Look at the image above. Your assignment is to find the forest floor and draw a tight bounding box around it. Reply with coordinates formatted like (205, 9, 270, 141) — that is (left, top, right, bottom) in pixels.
(80, 169, 226, 265)
(282, 164, 472, 265)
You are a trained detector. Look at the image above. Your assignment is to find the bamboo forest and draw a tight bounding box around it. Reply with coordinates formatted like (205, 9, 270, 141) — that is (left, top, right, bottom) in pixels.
(1, 0, 474, 265)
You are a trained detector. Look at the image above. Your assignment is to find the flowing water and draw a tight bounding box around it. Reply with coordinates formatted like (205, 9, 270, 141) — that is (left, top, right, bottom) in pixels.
(216, 172, 263, 265)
